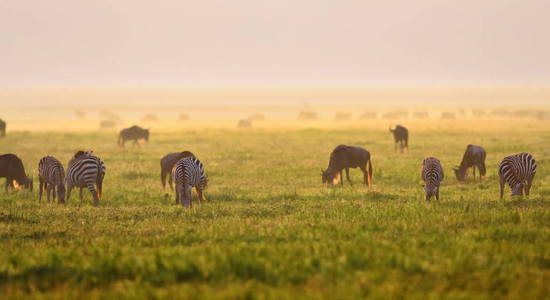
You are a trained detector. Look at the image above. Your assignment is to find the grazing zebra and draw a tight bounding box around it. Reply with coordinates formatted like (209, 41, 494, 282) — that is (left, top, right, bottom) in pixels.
(453, 145, 487, 182)
(421, 157, 444, 201)
(66, 151, 106, 206)
(389, 125, 409, 153)
(38, 156, 66, 203)
(321, 145, 373, 187)
(172, 157, 207, 207)
(498, 153, 536, 199)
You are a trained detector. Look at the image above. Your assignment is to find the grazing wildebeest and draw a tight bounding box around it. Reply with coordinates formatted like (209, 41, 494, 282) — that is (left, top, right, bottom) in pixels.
(118, 125, 149, 147)
(160, 151, 196, 190)
(0, 119, 5, 137)
(0, 154, 33, 191)
(421, 157, 444, 201)
(238, 119, 252, 128)
(38, 156, 66, 203)
(499, 153, 536, 199)
(321, 145, 372, 187)
(453, 145, 486, 182)
(172, 157, 208, 207)
(389, 125, 409, 153)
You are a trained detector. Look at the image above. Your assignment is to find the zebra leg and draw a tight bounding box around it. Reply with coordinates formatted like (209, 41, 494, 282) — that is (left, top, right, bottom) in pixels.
(197, 186, 206, 202)
(436, 188, 440, 201)
(345, 168, 352, 185)
(52, 185, 57, 202)
(39, 180, 44, 202)
(526, 177, 534, 196)
(46, 184, 52, 202)
(66, 184, 73, 204)
(87, 183, 99, 206)
(97, 178, 103, 200)
(499, 175, 505, 199)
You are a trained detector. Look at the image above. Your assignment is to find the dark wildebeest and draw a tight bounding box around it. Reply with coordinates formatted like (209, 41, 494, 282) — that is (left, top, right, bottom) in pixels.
(0, 119, 5, 137)
(321, 145, 372, 187)
(160, 151, 196, 190)
(0, 154, 33, 191)
(389, 125, 408, 153)
(453, 145, 486, 182)
(118, 125, 149, 147)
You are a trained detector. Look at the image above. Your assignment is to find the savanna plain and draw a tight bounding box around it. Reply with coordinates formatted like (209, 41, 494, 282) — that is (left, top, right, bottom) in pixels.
(1, 118, 549, 299)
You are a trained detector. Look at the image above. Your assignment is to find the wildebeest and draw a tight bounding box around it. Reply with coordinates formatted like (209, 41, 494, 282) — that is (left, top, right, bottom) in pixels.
(440, 112, 456, 119)
(160, 151, 196, 190)
(421, 157, 444, 201)
(297, 111, 318, 120)
(118, 125, 149, 147)
(453, 145, 486, 182)
(0, 154, 33, 191)
(334, 113, 352, 121)
(389, 125, 409, 153)
(0, 119, 5, 137)
(238, 119, 252, 128)
(321, 145, 372, 187)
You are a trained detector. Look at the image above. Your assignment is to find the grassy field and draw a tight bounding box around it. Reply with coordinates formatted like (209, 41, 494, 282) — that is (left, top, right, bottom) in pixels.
(0, 119, 549, 299)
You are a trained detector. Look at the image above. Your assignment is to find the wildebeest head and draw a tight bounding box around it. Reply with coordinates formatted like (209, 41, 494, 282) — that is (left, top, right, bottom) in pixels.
(511, 183, 523, 196)
(422, 184, 437, 201)
(453, 167, 466, 181)
(321, 169, 339, 184)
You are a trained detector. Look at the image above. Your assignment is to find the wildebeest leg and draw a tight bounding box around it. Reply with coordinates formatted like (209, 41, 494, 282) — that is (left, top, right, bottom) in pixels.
(46, 184, 52, 203)
(345, 168, 352, 185)
(359, 165, 368, 186)
(169, 172, 174, 190)
(340, 170, 344, 186)
(472, 166, 476, 180)
(499, 175, 505, 199)
(196, 186, 206, 202)
(175, 188, 179, 205)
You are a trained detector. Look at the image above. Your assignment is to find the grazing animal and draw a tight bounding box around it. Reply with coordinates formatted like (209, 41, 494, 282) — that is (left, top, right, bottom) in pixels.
(0, 154, 32, 191)
(237, 119, 252, 128)
(160, 151, 196, 190)
(389, 125, 409, 153)
(440, 112, 456, 119)
(118, 125, 149, 147)
(421, 157, 444, 201)
(0, 119, 5, 137)
(321, 145, 373, 187)
(66, 151, 106, 206)
(498, 153, 536, 199)
(334, 113, 352, 121)
(99, 120, 116, 129)
(172, 157, 208, 207)
(38, 156, 66, 203)
(454, 145, 487, 182)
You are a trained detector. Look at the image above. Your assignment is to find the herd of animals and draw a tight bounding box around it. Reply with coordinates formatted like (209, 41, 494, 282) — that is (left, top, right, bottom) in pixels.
(0, 122, 539, 206)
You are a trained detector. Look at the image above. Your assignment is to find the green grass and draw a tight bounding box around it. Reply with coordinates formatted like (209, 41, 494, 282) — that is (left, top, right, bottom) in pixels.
(0, 122, 549, 299)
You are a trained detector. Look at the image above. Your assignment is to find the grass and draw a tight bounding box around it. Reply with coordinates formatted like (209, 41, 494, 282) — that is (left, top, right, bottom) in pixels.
(0, 120, 549, 299)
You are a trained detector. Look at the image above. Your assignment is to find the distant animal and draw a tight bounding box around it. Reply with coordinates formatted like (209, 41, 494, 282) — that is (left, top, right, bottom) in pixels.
(413, 111, 429, 119)
(440, 112, 456, 119)
(334, 113, 352, 121)
(99, 120, 116, 129)
(297, 111, 318, 120)
(38, 156, 66, 203)
(0, 154, 32, 191)
(0, 119, 5, 137)
(359, 112, 377, 120)
(453, 145, 486, 182)
(160, 151, 196, 190)
(74, 110, 86, 120)
(421, 157, 444, 201)
(118, 125, 149, 147)
(321, 145, 372, 187)
(66, 151, 106, 206)
(389, 125, 409, 153)
(238, 119, 252, 128)
(382, 111, 408, 119)
(172, 157, 208, 207)
(141, 114, 158, 122)
(498, 153, 536, 199)
(178, 113, 190, 121)
(471, 110, 486, 117)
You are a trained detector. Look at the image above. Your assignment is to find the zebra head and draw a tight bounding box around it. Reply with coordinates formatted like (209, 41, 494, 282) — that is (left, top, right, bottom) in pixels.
(57, 184, 66, 203)
(511, 183, 524, 196)
(423, 184, 438, 201)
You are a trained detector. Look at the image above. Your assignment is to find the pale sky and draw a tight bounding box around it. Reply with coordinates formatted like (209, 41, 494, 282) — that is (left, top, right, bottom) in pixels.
(1, 0, 549, 86)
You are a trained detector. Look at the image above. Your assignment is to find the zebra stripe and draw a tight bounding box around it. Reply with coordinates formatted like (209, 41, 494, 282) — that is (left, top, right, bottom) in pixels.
(172, 157, 207, 207)
(421, 157, 444, 201)
(66, 153, 106, 206)
(38, 156, 65, 202)
(499, 152, 536, 198)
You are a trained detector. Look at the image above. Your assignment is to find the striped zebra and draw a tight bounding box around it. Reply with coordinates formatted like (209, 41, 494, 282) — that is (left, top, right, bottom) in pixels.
(66, 151, 106, 206)
(38, 156, 66, 203)
(421, 157, 444, 201)
(499, 153, 536, 199)
(172, 157, 207, 207)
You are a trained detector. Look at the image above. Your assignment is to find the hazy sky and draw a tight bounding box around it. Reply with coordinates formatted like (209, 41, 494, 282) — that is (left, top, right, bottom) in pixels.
(1, 0, 549, 86)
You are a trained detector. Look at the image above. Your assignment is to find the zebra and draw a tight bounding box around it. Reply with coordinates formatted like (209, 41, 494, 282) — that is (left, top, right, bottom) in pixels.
(498, 153, 536, 199)
(38, 156, 66, 203)
(66, 151, 106, 206)
(421, 157, 444, 201)
(172, 157, 207, 207)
